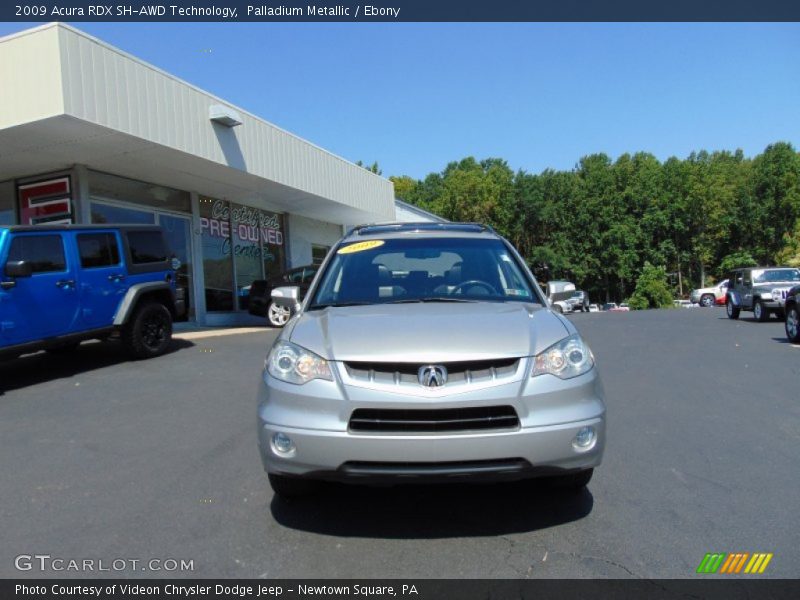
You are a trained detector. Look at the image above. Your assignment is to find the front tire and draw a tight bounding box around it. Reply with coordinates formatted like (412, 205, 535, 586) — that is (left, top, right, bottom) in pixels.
(754, 300, 769, 322)
(267, 301, 291, 328)
(726, 299, 740, 320)
(553, 304, 563, 314)
(268, 473, 319, 499)
(700, 294, 715, 307)
(786, 306, 800, 343)
(122, 302, 173, 359)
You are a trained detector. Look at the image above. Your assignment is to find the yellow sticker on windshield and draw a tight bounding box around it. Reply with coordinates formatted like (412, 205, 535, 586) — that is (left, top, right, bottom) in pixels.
(337, 240, 385, 254)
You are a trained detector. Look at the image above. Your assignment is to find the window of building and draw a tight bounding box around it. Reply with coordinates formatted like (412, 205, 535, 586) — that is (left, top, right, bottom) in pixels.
(91, 202, 155, 225)
(89, 171, 190, 214)
(199, 196, 286, 312)
(200, 197, 235, 312)
(311, 244, 329, 266)
(126, 231, 168, 264)
(7, 235, 66, 273)
(0, 181, 15, 224)
(78, 233, 121, 268)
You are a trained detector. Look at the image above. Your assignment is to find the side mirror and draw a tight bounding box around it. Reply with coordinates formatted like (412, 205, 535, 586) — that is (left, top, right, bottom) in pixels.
(5, 260, 33, 278)
(271, 286, 302, 312)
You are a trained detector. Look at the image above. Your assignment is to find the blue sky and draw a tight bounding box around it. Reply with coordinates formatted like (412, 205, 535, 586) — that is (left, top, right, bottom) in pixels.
(2, 22, 798, 179)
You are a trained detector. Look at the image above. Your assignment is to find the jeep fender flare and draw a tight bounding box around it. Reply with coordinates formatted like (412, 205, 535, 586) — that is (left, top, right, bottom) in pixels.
(727, 291, 741, 307)
(113, 282, 174, 326)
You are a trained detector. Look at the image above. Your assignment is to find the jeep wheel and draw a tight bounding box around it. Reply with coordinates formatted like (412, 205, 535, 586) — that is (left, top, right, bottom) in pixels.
(549, 468, 593, 492)
(786, 307, 800, 343)
(122, 302, 173, 359)
(754, 300, 769, 322)
(700, 294, 715, 307)
(267, 301, 291, 328)
(268, 473, 319, 499)
(726, 299, 740, 320)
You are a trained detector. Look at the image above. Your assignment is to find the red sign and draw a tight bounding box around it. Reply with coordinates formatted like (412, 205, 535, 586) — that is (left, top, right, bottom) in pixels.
(17, 177, 72, 225)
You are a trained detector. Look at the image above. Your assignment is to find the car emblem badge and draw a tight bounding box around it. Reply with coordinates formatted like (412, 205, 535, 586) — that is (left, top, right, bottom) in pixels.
(418, 365, 448, 387)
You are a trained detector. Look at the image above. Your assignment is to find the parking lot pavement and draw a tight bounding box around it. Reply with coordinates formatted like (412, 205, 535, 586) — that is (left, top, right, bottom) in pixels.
(0, 308, 797, 579)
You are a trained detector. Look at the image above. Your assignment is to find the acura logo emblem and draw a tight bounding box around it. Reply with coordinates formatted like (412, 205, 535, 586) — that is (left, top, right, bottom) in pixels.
(418, 365, 448, 387)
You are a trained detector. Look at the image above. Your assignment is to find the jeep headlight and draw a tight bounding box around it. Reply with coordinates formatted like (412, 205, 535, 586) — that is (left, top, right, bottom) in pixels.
(266, 340, 332, 385)
(532, 334, 594, 379)
(772, 289, 782, 302)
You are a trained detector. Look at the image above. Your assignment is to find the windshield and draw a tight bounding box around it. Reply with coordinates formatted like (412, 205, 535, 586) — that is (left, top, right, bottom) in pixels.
(308, 237, 540, 308)
(753, 269, 800, 284)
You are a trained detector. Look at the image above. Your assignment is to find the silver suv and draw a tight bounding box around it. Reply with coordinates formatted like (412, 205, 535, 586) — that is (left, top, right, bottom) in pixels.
(725, 266, 800, 322)
(258, 223, 606, 498)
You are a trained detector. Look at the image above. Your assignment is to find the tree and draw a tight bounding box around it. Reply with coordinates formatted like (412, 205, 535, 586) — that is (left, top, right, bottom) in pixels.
(355, 160, 382, 175)
(718, 251, 757, 277)
(627, 262, 674, 310)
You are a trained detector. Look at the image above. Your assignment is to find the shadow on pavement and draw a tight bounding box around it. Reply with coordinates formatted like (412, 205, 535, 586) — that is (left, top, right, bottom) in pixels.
(0, 338, 194, 394)
(270, 479, 593, 539)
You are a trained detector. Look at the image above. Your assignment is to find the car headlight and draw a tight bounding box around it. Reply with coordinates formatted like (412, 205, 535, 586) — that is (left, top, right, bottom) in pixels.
(532, 334, 594, 379)
(266, 340, 333, 385)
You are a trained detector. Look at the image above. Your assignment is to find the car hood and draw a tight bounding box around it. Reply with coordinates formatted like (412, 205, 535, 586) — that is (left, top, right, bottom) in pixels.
(285, 302, 571, 362)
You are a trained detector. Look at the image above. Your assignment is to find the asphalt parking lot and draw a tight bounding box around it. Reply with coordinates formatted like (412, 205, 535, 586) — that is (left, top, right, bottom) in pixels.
(1, 307, 798, 579)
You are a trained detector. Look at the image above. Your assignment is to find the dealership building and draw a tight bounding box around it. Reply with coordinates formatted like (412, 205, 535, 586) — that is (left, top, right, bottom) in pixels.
(0, 23, 398, 325)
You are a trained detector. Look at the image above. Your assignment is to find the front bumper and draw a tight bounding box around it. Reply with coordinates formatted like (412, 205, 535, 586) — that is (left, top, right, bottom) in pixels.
(257, 365, 606, 483)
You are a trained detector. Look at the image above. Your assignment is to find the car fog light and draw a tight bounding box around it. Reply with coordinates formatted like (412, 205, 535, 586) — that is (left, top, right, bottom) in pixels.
(272, 432, 295, 455)
(573, 426, 596, 450)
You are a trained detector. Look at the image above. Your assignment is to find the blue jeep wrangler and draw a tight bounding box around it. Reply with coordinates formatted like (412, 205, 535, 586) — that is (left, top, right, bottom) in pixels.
(0, 225, 185, 360)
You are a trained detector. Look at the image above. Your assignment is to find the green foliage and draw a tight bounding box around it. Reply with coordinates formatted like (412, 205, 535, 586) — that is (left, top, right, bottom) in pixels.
(627, 262, 674, 310)
(718, 251, 758, 276)
(775, 218, 800, 267)
(391, 142, 800, 302)
(356, 160, 382, 175)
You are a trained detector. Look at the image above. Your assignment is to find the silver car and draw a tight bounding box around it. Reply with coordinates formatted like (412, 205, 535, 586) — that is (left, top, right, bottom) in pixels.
(258, 223, 606, 498)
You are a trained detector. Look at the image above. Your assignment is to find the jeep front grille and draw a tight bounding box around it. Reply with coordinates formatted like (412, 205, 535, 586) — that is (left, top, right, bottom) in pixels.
(349, 405, 520, 433)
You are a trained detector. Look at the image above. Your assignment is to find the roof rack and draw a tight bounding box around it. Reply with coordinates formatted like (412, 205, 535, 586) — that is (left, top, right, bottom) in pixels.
(346, 222, 495, 237)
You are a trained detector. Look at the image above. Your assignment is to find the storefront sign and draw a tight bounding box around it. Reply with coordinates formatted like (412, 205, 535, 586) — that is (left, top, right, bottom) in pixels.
(200, 199, 283, 247)
(17, 177, 72, 225)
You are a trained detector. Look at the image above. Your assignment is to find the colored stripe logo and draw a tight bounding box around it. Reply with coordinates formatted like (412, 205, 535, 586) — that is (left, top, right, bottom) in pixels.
(696, 553, 773, 574)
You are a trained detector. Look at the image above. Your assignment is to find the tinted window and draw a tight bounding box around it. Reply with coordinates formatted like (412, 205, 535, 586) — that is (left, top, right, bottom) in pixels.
(310, 237, 538, 307)
(126, 231, 167, 264)
(7, 235, 66, 273)
(78, 233, 120, 268)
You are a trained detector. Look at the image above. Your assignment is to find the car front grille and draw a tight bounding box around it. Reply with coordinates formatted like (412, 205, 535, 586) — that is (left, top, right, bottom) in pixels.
(348, 405, 520, 433)
(343, 358, 520, 387)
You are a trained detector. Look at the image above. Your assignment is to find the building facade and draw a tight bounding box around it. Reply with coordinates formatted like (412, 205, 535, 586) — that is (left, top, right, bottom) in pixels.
(0, 23, 396, 325)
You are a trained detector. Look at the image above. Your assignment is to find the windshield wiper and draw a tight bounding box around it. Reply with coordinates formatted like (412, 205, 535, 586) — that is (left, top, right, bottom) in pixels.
(384, 297, 481, 304)
(307, 301, 374, 310)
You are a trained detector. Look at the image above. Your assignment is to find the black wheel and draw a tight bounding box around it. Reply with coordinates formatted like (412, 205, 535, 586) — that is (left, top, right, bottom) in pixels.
(122, 302, 173, 359)
(700, 294, 715, 307)
(46, 342, 81, 354)
(726, 299, 740, 320)
(267, 301, 292, 328)
(549, 469, 593, 491)
(786, 306, 800, 343)
(754, 300, 769, 322)
(268, 473, 319, 499)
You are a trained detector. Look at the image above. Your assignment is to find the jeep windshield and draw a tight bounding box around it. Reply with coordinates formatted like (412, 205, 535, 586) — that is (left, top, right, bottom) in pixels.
(753, 268, 800, 284)
(308, 237, 540, 309)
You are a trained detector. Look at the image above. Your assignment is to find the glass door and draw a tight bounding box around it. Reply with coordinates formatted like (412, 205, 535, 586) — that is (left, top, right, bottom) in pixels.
(157, 212, 193, 321)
